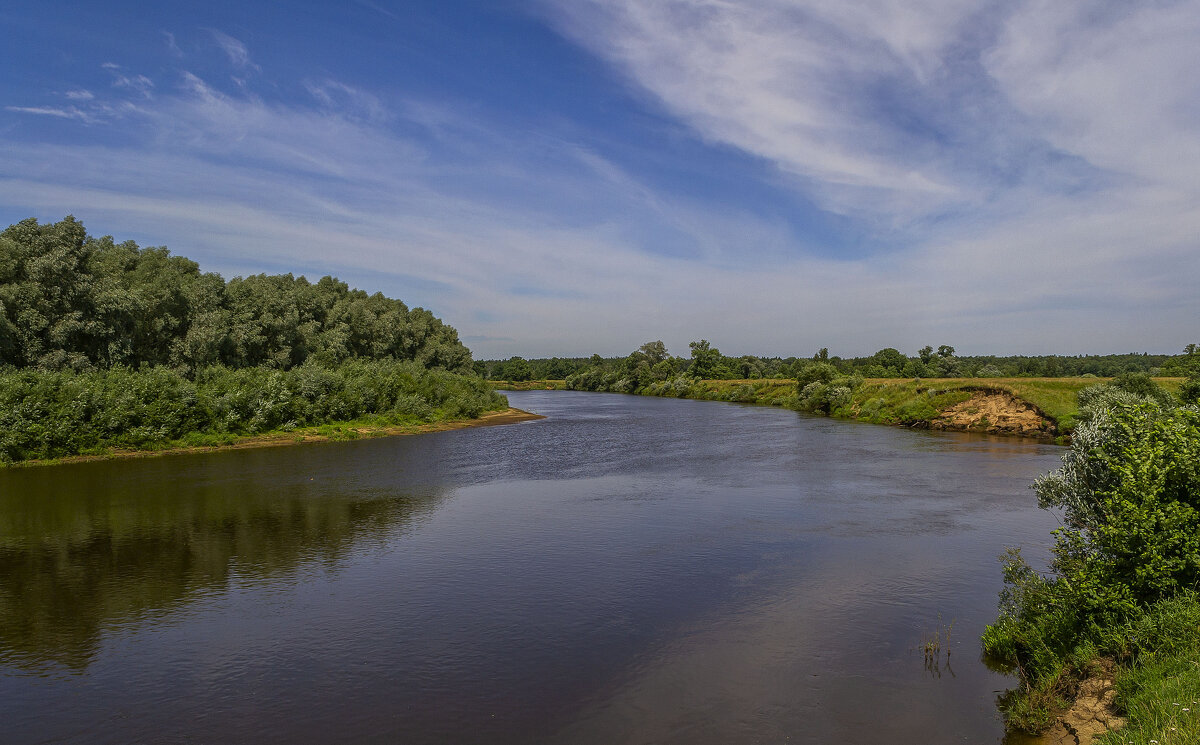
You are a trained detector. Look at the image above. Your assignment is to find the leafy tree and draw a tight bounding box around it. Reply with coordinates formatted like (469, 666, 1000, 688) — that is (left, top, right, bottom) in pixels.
(688, 339, 724, 379)
(1178, 370, 1200, 406)
(871, 347, 906, 375)
(795, 362, 837, 389)
(0, 217, 473, 375)
(918, 346, 935, 365)
(937, 344, 956, 358)
(502, 356, 532, 382)
(638, 340, 669, 365)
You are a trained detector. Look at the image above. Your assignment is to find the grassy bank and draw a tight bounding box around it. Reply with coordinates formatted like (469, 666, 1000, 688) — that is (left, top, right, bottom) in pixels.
(499, 376, 1185, 438)
(493, 380, 568, 390)
(985, 587, 1200, 745)
(9, 407, 543, 468)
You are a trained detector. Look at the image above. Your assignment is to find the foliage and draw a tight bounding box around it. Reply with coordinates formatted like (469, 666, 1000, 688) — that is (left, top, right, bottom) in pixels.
(794, 366, 862, 415)
(0, 360, 507, 464)
(982, 400, 1200, 733)
(0, 217, 472, 374)
(687, 339, 728, 379)
(489, 346, 1189, 384)
(1035, 403, 1200, 618)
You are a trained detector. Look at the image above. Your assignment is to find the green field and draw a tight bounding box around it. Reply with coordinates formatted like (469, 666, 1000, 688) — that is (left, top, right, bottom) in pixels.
(493, 376, 1188, 436)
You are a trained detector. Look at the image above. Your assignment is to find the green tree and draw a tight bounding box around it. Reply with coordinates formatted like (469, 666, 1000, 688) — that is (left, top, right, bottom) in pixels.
(871, 347, 906, 375)
(502, 356, 532, 382)
(638, 340, 669, 364)
(688, 339, 723, 379)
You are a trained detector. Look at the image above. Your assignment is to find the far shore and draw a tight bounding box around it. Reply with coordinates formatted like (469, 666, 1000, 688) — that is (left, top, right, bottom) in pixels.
(7, 407, 545, 469)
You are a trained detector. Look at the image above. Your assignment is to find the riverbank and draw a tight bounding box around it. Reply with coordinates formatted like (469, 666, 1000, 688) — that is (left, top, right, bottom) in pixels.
(495, 377, 1145, 438)
(6, 407, 544, 468)
(997, 593, 1200, 745)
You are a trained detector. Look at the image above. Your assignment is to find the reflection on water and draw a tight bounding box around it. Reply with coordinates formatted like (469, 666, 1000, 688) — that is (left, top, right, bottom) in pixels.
(0, 443, 452, 672)
(0, 391, 1063, 744)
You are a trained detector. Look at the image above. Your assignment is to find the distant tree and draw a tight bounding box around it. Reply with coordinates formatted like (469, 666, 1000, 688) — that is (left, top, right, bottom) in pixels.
(638, 340, 669, 364)
(796, 362, 838, 389)
(937, 345, 956, 359)
(737, 355, 765, 379)
(688, 339, 724, 379)
(503, 356, 532, 382)
(871, 347, 907, 375)
(918, 346, 934, 365)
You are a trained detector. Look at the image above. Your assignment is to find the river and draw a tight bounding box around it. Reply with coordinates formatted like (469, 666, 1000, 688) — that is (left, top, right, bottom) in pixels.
(0, 390, 1064, 744)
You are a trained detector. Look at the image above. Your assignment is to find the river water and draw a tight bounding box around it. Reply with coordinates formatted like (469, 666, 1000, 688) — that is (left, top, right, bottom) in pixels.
(0, 390, 1064, 744)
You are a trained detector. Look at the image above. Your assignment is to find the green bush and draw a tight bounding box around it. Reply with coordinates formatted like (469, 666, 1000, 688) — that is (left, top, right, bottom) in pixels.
(983, 401, 1200, 733)
(0, 360, 507, 463)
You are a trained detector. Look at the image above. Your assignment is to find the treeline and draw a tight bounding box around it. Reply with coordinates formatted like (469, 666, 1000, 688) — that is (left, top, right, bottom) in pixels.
(480, 340, 1197, 392)
(0, 217, 504, 463)
(0, 216, 471, 373)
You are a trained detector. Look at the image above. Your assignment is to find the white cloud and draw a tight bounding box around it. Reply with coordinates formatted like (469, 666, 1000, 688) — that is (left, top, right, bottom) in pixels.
(163, 30, 183, 58)
(4, 105, 100, 124)
(3, 3, 1198, 358)
(985, 1, 1200, 189)
(102, 62, 155, 98)
(208, 29, 260, 71)
(542, 0, 987, 221)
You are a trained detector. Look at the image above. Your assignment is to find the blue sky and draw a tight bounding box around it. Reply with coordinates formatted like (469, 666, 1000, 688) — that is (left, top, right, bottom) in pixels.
(1, 0, 1196, 359)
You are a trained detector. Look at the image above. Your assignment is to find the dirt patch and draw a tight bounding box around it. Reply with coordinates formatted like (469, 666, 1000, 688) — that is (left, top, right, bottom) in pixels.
(931, 390, 1055, 437)
(1019, 672, 1126, 745)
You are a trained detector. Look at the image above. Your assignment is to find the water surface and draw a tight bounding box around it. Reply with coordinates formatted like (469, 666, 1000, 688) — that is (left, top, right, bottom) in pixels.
(0, 390, 1063, 744)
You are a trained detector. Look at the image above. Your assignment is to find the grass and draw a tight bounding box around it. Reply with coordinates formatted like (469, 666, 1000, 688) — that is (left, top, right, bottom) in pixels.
(492, 380, 568, 390)
(850, 377, 1101, 432)
(497, 376, 1186, 439)
(1101, 655, 1200, 744)
(9, 406, 537, 468)
(988, 588, 1200, 742)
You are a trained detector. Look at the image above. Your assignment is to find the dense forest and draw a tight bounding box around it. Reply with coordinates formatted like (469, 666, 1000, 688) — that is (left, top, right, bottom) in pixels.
(0, 217, 504, 463)
(479, 340, 1196, 391)
(0, 216, 471, 373)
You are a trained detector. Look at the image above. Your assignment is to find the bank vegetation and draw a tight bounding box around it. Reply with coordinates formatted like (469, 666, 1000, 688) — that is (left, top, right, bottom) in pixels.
(0, 217, 507, 464)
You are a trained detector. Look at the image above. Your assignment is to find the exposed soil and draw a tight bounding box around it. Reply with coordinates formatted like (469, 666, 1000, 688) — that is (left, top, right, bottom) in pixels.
(1020, 669, 1126, 745)
(11, 408, 546, 468)
(930, 390, 1056, 438)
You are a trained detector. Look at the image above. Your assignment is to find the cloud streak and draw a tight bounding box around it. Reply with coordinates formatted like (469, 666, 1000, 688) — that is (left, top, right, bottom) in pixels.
(1, 4, 1197, 358)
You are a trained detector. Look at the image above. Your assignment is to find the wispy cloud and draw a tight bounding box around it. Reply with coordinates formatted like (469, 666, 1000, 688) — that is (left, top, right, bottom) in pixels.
(541, 0, 996, 221)
(163, 30, 183, 58)
(303, 79, 387, 123)
(4, 105, 100, 124)
(1, 2, 1197, 358)
(207, 29, 260, 72)
(102, 62, 155, 98)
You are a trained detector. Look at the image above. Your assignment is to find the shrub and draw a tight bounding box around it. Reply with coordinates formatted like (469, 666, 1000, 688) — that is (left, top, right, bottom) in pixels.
(983, 401, 1200, 731)
(0, 360, 507, 463)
